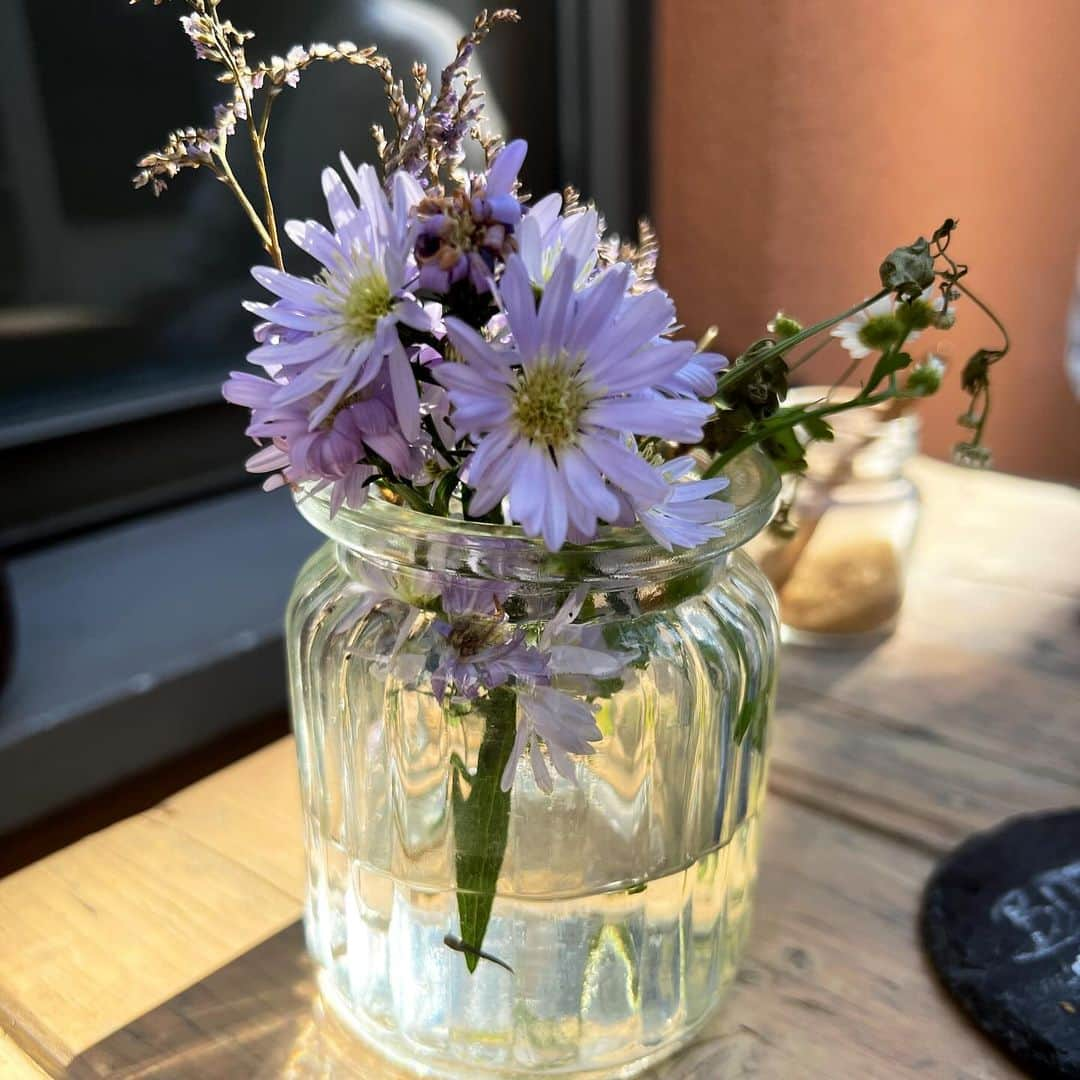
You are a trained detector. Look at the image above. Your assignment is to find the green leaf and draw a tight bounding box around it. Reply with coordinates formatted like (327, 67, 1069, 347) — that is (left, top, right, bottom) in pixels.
(734, 697, 756, 743)
(451, 686, 518, 972)
(734, 693, 772, 751)
(800, 414, 834, 441)
(760, 425, 808, 476)
(430, 467, 461, 517)
(865, 350, 912, 394)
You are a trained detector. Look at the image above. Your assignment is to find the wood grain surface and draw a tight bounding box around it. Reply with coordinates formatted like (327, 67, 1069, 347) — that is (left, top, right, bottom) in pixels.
(1, 457, 1076, 1078)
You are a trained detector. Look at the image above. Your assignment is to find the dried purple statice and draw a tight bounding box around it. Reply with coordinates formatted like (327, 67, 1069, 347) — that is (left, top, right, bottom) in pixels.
(372, 8, 521, 187)
(131, 0, 386, 269)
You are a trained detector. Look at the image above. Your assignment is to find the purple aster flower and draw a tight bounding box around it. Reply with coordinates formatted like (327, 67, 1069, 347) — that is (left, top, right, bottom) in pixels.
(244, 158, 432, 441)
(517, 192, 600, 289)
(222, 370, 419, 515)
(625, 456, 734, 551)
(413, 139, 527, 293)
(433, 252, 714, 550)
(431, 620, 548, 704)
(501, 588, 635, 793)
(505, 687, 601, 793)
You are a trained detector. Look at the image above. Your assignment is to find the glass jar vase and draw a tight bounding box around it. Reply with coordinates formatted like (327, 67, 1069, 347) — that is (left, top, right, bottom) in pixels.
(285, 450, 780, 1079)
(749, 387, 921, 646)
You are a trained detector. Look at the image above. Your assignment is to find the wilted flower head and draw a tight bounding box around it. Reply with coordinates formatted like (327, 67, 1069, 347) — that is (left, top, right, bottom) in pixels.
(879, 236, 936, 298)
(905, 356, 946, 396)
(431, 620, 547, 703)
(222, 370, 419, 513)
(414, 140, 527, 292)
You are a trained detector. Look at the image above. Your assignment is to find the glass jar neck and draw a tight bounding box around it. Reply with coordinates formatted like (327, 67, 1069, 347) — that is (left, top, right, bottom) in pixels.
(292, 449, 780, 614)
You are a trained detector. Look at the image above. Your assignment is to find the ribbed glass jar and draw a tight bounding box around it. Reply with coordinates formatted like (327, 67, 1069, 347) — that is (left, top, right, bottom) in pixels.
(285, 450, 781, 1079)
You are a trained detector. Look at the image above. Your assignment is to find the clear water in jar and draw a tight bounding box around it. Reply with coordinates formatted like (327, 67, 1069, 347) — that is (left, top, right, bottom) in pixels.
(308, 814, 760, 1079)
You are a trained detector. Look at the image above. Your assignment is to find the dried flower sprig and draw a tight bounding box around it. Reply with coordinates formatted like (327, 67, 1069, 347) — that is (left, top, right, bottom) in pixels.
(928, 220, 1010, 467)
(369, 8, 520, 186)
(700, 220, 1009, 479)
(132, 2, 518, 272)
(599, 218, 660, 290)
(131, 0, 386, 268)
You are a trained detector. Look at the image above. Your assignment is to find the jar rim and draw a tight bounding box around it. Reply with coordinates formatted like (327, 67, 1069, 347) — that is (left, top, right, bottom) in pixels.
(294, 448, 779, 561)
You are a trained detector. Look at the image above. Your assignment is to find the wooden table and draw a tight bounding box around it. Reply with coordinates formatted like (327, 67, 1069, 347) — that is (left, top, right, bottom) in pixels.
(1, 458, 1077, 1078)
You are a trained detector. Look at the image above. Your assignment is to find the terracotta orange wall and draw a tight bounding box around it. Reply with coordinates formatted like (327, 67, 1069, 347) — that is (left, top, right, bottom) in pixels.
(653, 0, 1080, 482)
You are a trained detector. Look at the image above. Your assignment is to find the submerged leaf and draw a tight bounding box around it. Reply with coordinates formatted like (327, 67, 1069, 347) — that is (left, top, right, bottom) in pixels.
(451, 686, 518, 972)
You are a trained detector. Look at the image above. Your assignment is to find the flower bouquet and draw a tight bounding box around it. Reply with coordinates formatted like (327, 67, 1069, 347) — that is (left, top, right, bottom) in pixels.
(133, 3, 1008, 1076)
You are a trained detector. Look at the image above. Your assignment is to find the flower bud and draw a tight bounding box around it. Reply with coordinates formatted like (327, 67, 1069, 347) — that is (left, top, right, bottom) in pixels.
(895, 298, 935, 332)
(952, 442, 993, 469)
(933, 308, 957, 330)
(905, 356, 946, 396)
(767, 312, 803, 340)
(857, 313, 903, 352)
(961, 349, 993, 394)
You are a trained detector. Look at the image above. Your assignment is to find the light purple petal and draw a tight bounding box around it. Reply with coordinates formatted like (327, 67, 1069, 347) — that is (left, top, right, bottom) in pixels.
(555, 446, 621, 523)
(248, 334, 339, 370)
(499, 255, 540, 359)
(251, 266, 330, 310)
(537, 452, 568, 551)
(584, 396, 712, 441)
(443, 318, 515, 383)
(567, 265, 629, 354)
(284, 218, 343, 269)
(527, 192, 562, 234)
(594, 341, 697, 393)
(349, 159, 394, 244)
(588, 289, 677, 378)
(486, 139, 527, 196)
(500, 719, 530, 792)
(579, 436, 668, 502)
(242, 301, 327, 334)
(387, 337, 421, 442)
(535, 255, 577, 356)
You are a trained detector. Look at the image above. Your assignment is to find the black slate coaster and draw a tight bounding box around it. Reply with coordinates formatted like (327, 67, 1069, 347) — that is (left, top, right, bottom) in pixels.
(922, 809, 1080, 1079)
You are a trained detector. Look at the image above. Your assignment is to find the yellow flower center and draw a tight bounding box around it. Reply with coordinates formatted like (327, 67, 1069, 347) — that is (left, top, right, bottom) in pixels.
(342, 271, 393, 340)
(447, 615, 501, 657)
(512, 352, 589, 447)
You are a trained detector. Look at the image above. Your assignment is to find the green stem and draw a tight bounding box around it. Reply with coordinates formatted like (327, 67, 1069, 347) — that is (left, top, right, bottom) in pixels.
(713, 288, 891, 398)
(954, 280, 1011, 357)
(702, 387, 914, 478)
(212, 146, 273, 251)
(785, 332, 836, 376)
